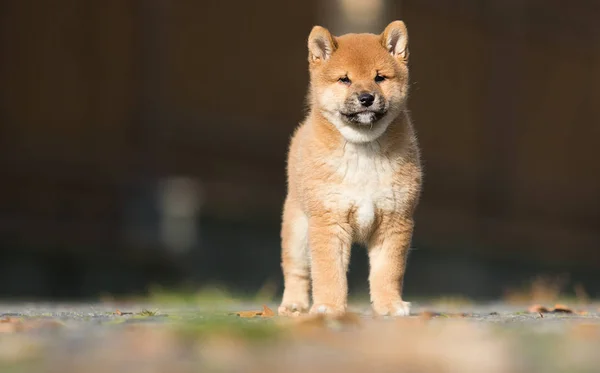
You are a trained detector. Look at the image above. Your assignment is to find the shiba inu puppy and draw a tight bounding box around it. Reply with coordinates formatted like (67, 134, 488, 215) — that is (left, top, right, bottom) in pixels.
(279, 21, 422, 316)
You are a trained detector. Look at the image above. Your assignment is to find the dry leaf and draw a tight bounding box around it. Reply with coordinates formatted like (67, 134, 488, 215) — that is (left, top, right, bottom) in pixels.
(576, 310, 588, 316)
(115, 309, 122, 316)
(235, 305, 276, 318)
(528, 304, 575, 314)
(261, 305, 275, 318)
(235, 310, 262, 318)
(552, 304, 573, 313)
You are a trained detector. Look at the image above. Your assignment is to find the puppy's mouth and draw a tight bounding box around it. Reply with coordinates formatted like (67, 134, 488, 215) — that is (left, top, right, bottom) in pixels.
(340, 110, 386, 125)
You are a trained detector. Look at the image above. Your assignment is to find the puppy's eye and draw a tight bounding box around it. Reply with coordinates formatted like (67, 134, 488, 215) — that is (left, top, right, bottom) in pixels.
(339, 76, 351, 84)
(374, 75, 386, 83)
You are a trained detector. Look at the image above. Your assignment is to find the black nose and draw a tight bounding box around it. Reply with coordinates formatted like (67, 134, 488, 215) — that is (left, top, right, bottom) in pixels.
(358, 93, 375, 107)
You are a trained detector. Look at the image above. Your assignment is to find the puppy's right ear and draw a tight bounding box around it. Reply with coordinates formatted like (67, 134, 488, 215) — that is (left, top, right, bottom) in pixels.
(381, 21, 409, 62)
(308, 26, 337, 64)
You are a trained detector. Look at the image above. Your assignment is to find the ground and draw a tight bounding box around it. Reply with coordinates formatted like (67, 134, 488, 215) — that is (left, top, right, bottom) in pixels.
(1, 296, 599, 373)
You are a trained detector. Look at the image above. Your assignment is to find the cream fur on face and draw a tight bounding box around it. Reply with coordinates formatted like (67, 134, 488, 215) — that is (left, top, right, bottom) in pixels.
(318, 86, 396, 144)
(322, 110, 393, 144)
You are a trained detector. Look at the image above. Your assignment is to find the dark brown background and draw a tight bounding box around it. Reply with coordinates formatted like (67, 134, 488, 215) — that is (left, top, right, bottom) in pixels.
(1, 0, 599, 299)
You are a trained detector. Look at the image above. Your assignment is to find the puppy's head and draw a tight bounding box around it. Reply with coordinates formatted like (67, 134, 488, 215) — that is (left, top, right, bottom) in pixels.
(307, 21, 410, 143)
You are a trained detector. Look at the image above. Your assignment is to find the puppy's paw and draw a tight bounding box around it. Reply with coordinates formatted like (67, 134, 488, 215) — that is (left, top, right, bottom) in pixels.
(309, 303, 346, 316)
(278, 302, 308, 317)
(373, 300, 411, 317)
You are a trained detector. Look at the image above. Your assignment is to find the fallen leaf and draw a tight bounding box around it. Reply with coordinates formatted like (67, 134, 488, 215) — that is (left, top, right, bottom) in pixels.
(528, 304, 576, 314)
(235, 310, 263, 318)
(261, 305, 275, 318)
(115, 309, 122, 316)
(576, 310, 588, 316)
(552, 304, 573, 313)
(527, 304, 549, 313)
(234, 305, 276, 318)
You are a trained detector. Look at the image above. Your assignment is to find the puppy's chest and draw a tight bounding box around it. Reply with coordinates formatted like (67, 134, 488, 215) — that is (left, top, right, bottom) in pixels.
(318, 145, 403, 229)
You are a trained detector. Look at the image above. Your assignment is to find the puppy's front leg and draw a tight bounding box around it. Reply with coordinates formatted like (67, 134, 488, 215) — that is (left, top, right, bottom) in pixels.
(368, 216, 413, 316)
(308, 217, 352, 315)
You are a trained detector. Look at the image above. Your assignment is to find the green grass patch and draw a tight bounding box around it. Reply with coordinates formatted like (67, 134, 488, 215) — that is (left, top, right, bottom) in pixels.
(170, 313, 282, 342)
(136, 309, 159, 317)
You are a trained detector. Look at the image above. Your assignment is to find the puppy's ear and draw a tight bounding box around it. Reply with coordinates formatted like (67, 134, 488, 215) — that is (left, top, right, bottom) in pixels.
(381, 21, 409, 62)
(308, 26, 337, 64)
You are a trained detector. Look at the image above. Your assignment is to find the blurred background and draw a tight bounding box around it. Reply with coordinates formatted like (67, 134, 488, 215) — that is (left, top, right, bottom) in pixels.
(1, 0, 599, 301)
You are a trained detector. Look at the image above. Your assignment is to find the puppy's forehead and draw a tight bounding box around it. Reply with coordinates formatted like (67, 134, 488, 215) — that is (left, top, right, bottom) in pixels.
(327, 33, 392, 74)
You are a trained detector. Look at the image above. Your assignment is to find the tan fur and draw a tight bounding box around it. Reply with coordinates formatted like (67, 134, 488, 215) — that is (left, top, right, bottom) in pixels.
(279, 21, 422, 317)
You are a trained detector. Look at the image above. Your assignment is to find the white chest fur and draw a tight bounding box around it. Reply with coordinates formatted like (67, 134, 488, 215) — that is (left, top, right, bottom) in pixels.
(319, 142, 404, 233)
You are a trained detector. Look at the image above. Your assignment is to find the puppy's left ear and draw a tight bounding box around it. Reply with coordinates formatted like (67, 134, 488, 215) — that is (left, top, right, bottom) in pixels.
(381, 21, 409, 62)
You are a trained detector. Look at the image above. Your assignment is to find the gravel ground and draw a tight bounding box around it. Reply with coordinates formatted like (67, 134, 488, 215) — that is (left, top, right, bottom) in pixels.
(1, 301, 600, 373)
